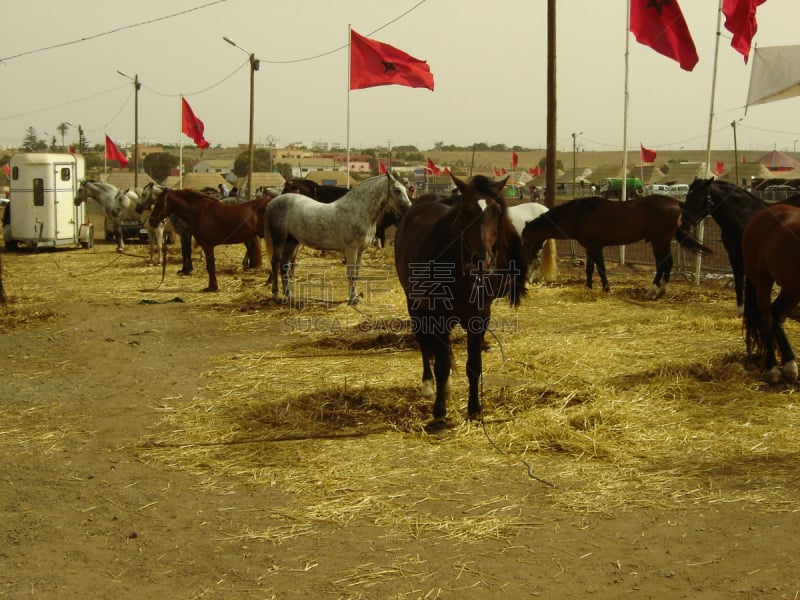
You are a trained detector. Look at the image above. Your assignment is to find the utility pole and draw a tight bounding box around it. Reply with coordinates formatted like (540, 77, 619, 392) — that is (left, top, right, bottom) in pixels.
(224, 37, 259, 201)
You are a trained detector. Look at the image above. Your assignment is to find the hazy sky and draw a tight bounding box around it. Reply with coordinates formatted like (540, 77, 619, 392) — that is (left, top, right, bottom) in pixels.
(1, 0, 798, 154)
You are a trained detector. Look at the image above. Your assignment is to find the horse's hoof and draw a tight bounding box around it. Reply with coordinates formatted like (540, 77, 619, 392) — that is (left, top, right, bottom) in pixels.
(782, 361, 798, 382)
(177, 269, 192, 276)
(468, 410, 483, 422)
(420, 379, 435, 398)
(202, 287, 219, 293)
(764, 366, 782, 385)
(424, 418, 451, 434)
(347, 296, 361, 306)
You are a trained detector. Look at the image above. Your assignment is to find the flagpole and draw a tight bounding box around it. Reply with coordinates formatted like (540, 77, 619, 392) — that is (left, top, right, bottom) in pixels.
(179, 95, 184, 189)
(620, 0, 631, 266)
(346, 25, 352, 189)
(694, 0, 724, 285)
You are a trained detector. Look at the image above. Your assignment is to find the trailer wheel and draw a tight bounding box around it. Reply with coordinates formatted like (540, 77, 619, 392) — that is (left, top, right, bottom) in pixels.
(81, 227, 94, 249)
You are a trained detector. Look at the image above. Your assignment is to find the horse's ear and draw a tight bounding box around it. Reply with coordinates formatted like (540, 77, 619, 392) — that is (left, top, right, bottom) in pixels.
(450, 172, 468, 195)
(495, 176, 510, 192)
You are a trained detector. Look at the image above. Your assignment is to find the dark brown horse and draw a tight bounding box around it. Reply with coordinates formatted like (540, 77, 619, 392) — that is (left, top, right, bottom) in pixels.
(742, 204, 800, 383)
(521, 194, 710, 298)
(283, 178, 349, 204)
(147, 188, 270, 292)
(395, 174, 527, 431)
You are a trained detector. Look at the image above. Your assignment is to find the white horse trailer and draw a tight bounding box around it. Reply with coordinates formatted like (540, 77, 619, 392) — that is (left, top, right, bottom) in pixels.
(5, 153, 93, 250)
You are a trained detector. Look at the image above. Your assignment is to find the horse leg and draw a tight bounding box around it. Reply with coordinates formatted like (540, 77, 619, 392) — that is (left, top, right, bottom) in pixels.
(202, 245, 218, 292)
(771, 290, 799, 382)
(279, 240, 299, 301)
(588, 248, 610, 292)
(178, 231, 193, 275)
(344, 247, 362, 304)
(584, 255, 595, 289)
(648, 246, 672, 300)
(115, 220, 125, 253)
(466, 327, 486, 421)
(754, 286, 781, 384)
(428, 332, 453, 431)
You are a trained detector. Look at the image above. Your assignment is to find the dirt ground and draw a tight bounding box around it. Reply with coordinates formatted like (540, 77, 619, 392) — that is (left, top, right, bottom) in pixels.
(1, 235, 800, 600)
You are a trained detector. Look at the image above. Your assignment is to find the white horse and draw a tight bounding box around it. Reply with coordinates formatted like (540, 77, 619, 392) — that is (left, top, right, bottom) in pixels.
(478, 200, 558, 283)
(120, 186, 177, 266)
(75, 180, 139, 252)
(265, 171, 412, 304)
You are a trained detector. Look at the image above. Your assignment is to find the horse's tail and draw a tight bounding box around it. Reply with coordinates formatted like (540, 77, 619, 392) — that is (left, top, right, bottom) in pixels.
(537, 239, 559, 281)
(742, 276, 762, 356)
(674, 226, 712, 255)
(262, 215, 274, 270)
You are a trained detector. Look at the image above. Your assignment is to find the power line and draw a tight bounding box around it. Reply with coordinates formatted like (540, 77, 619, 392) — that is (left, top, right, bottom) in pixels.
(0, 1, 229, 63)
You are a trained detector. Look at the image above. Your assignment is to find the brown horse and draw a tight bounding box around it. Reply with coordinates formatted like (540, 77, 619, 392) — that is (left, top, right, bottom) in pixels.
(147, 188, 270, 292)
(521, 194, 710, 298)
(394, 174, 527, 431)
(742, 204, 800, 383)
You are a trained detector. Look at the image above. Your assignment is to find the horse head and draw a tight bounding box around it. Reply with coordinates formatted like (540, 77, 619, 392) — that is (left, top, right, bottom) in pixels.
(452, 173, 526, 306)
(74, 180, 89, 206)
(683, 177, 715, 226)
(147, 188, 172, 227)
(137, 182, 162, 214)
(451, 174, 505, 275)
(384, 171, 412, 217)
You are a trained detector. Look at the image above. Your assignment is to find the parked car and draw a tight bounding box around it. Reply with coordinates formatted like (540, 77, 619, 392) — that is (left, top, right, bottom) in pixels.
(104, 216, 149, 242)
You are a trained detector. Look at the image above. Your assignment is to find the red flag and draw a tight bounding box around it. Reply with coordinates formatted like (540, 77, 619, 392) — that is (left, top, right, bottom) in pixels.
(493, 167, 501, 177)
(742, 154, 747, 163)
(640, 144, 657, 163)
(500, 167, 507, 175)
(512, 151, 519, 169)
(349, 29, 434, 91)
(68, 146, 76, 154)
(181, 98, 210, 149)
(529, 165, 543, 177)
(630, 0, 699, 71)
(723, 0, 766, 63)
(443, 167, 450, 175)
(426, 157, 441, 175)
(105, 135, 129, 168)
(2, 164, 9, 176)
(714, 160, 725, 176)
(378, 160, 387, 175)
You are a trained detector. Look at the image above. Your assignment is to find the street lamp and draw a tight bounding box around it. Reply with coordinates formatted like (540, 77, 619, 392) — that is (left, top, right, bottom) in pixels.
(59, 122, 73, 151)
(117, 70, 141, 188)
(224, 36, 259, 201)
(571, 131, 582, 198)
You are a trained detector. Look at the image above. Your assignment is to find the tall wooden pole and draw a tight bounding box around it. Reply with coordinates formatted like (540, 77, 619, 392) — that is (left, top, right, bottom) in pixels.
(545, 0, 556, 209)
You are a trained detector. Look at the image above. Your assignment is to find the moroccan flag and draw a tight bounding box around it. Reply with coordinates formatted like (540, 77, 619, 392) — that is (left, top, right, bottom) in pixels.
(378, 160, 387, 175)
(723, 0, 766, 63)
(350, 29, 434, 91)
(630, 0, 699, 71)
(105, 135, 129, 168)
(640, 144, 657, 163)
(512, 151, 519, 169)
(426, 157, 440, 175)
(181, 98, 210, 149)
(529, 165, 543, 177)
(714, 160, 725, 176)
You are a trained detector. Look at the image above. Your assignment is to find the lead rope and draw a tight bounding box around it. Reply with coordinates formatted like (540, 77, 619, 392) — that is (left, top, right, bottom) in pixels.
(480, 325, 559, 490)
